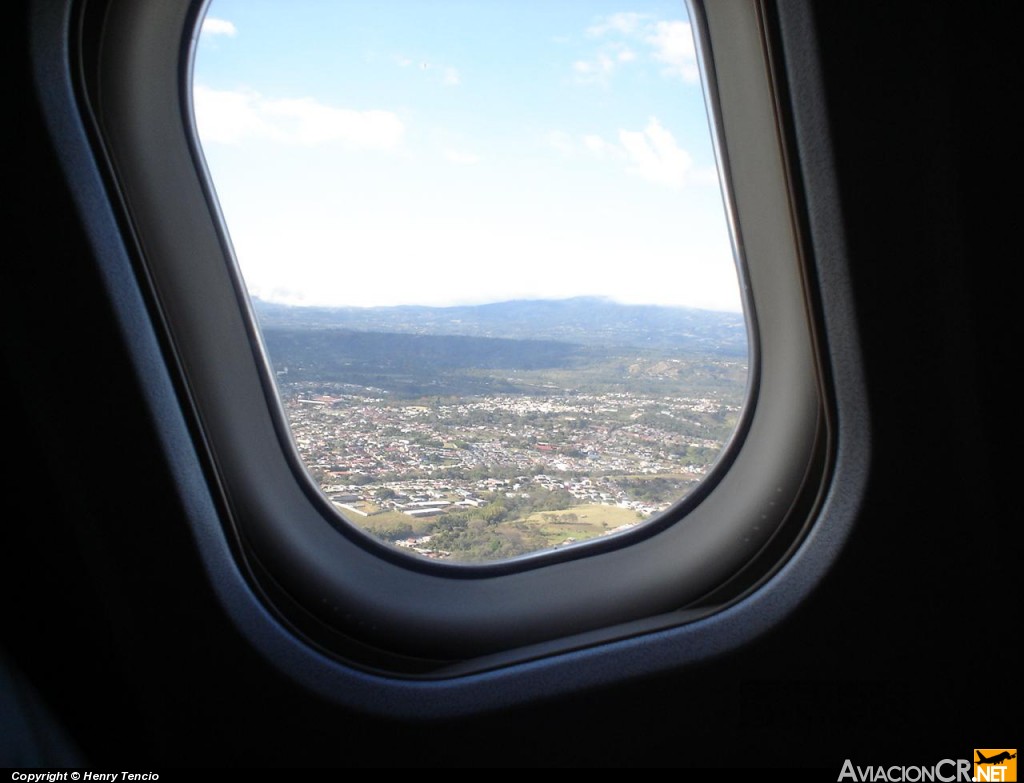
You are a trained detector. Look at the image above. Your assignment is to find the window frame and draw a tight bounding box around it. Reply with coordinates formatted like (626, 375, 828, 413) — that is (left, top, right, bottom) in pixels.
(41, 0, 868, 711)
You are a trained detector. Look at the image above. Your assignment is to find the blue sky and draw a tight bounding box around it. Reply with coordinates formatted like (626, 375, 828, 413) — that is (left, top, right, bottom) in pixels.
(193, 1, 742, 312)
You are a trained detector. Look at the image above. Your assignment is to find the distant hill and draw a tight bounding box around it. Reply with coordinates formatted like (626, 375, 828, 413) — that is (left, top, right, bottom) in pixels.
(260, 328, 586, 397)
(252, 296, 748, 356)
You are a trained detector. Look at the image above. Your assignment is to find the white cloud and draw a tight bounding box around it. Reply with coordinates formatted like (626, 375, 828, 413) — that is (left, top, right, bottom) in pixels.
(587, 12, 646, 37)
(404, 59, 463, 87)
(549, 123, 698, 186)
(201, 17, 237, 37)
(443, 149, 480, 166)
(193, 87, 277, 144)
(582, 134, 622, 159)
(193, 86, 404, 149)
(546, 130, 576, 156)
(618, 117, 693, 188)
(572, 52, 616, 81)
(647, 21, 699, 82)
(576, 15, 699, 84)
(261, 98, 404, 148)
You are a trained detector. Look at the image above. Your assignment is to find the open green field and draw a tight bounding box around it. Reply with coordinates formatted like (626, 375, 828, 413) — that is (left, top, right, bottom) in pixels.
(351, 510, 438, 536)
(516, 503, 644, 547)
(345, 502, 644, 554)
(353, 503, 641, 536)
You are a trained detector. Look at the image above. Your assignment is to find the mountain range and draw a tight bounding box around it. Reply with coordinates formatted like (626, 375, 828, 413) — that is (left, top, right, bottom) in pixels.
(252, 296, 748, 356)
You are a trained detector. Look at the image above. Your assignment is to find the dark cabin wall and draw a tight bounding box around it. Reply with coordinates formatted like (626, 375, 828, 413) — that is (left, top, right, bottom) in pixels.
(2, 0, 1016, 767)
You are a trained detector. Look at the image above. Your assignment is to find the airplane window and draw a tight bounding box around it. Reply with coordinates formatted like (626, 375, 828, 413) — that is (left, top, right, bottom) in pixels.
(192, 0, 749, 563)
(77, 0, 843, 684)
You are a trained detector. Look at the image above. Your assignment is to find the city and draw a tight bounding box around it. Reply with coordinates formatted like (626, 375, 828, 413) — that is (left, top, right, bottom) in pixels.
(254, 298, 748, 562)
(282, 377, 743, 561)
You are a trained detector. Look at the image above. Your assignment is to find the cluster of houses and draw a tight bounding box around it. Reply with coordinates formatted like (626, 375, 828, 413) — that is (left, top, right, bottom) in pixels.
(284, 385, 737, 525)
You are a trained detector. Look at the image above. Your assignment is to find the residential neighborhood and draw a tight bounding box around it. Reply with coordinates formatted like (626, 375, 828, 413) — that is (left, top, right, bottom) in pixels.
(281, 382, 741, 559)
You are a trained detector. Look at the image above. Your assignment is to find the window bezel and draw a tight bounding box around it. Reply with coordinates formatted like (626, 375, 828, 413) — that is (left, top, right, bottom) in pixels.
(62, 0, 863, 690)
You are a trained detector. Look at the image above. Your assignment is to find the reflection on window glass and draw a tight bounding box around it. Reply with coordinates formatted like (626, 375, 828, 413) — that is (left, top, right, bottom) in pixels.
(193, 1, 747, 562)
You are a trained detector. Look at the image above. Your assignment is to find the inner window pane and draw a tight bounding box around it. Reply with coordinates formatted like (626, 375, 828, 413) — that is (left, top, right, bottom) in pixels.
(193, 1, 748, 563)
